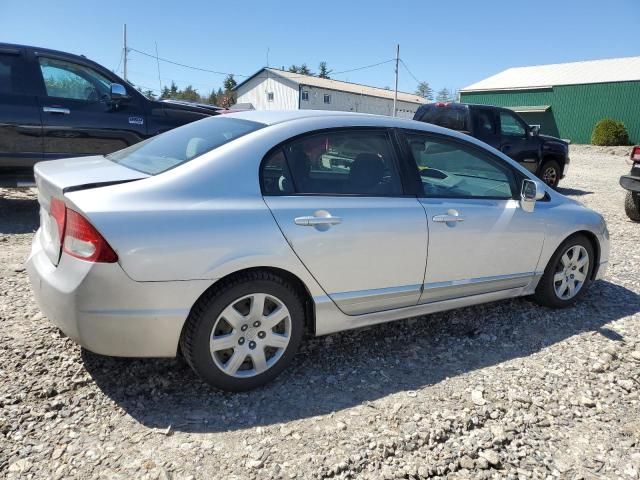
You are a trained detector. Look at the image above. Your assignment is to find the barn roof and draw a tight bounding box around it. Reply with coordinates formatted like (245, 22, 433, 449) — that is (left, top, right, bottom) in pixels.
(461, 56, 640, 92)
(234, 68, 426, 104)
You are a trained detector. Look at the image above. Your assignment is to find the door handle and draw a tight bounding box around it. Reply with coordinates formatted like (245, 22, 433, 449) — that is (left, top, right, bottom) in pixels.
(432, 214, 465, 223)
(43, 107, 70, 115)
(295, 215, 342, 226)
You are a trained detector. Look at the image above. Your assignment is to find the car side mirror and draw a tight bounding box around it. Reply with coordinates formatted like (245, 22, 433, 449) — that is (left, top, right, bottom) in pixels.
(110, 83, 129, 102)
(520, 178, 545, 212)
(529, 125, 540, 136)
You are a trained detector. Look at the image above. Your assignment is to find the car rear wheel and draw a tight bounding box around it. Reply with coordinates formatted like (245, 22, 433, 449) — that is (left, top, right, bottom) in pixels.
(624, 191, 640, 221)
(540, 159, 561, 189)
(180, 271, 305, 391)
(533, 234, 594, 308)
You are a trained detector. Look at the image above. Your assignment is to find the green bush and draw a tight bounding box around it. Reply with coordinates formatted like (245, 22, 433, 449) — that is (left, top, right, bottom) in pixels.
(591, 118, 629, 146)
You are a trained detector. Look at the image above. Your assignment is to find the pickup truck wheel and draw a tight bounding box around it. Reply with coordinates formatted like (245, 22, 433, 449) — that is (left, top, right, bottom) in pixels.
(540, 159, 561, 188)
(625, 191, 640, 221)
(179, 271, 305, 391)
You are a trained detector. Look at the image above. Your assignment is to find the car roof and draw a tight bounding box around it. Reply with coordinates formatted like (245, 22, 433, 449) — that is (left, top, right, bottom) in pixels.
(226, 109, 382, 125)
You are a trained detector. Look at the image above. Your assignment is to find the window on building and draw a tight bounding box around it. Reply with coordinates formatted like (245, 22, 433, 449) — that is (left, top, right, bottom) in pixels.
(267, 92, 274, 102)
(323, 94, 331, 104)
(301, 90, 309, 101)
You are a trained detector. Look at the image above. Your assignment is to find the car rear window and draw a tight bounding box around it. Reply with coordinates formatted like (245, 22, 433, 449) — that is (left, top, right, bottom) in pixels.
(417, 105, 470, 132)
(107, 116, 264, 175)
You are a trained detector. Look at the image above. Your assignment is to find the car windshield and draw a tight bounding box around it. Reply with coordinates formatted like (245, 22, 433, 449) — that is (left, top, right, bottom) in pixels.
(107, 116, 264, 175)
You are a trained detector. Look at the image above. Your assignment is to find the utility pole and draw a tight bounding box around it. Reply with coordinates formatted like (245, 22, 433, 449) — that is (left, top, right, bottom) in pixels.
(393, 44, 399, 117)
(123, 24, 128, 82)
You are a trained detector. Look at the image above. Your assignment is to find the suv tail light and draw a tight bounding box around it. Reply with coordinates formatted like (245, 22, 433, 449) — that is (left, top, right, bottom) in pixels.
(631, 146, 640, 163)
(50, 198, 118, 263)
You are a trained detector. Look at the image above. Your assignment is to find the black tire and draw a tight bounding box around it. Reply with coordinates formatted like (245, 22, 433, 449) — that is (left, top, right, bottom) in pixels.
(179, 271, 305, 391)
(533, 234, 595, 309)
(625, 191, 640, 222)
(539, 159, 561, 189)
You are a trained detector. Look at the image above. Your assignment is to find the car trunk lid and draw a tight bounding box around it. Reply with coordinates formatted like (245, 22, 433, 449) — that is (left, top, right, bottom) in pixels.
(34, 155, 148, 266)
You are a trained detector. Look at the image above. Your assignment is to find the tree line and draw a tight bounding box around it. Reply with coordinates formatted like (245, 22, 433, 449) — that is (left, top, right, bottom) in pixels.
(137, 63, 458, 107)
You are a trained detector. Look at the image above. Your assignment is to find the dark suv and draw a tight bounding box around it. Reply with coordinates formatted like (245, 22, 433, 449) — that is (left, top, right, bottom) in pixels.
(0, 42, 227, 186)
(413, 103, 569, 188)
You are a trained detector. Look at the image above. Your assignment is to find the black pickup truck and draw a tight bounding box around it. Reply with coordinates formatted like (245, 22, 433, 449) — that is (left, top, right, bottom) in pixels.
(413, 102, 569, 188)
(0, 42, 227, 186)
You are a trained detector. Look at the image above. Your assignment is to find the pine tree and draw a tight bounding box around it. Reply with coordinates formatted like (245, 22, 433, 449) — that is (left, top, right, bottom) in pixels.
(415, 82, 434, 101)
(318, 61, 331, 79)
(299, 64, 312, 75)
(223, 74, 237, 92)
(436, 88, 451, 102)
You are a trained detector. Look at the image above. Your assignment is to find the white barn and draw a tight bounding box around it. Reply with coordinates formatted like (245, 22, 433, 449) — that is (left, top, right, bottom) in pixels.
(233, 68, 425, 119)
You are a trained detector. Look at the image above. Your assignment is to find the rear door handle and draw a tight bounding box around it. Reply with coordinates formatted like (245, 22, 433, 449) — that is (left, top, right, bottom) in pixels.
(295, 215, 342, 226)
(432, 214, 465, 223)
(43, 107, 70, 115)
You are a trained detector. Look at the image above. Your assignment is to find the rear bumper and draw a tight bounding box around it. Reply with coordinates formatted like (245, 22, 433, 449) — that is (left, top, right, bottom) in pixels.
(620, 175, 640, 193)
(26, 230, 212, 357)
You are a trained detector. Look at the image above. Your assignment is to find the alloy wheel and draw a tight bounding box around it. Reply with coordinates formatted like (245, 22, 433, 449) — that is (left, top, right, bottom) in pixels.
(543, 166, 558, 186)
(553, 245, 589, 300)
(209, 293, 291, 378)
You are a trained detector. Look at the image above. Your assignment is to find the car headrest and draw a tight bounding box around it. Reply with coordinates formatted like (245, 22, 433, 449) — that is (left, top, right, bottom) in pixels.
(349, 153, 384, 190)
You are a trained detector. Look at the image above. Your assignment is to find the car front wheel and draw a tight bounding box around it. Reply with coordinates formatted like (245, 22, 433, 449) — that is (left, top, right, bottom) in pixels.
(180, 271, 305, 391)
(533, 234, 595, 308)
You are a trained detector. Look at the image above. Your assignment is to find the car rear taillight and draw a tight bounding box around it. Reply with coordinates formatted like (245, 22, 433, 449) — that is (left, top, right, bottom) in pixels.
(631, 146, 640, 163)
(49, 197, 117, 263)
(63, 209, 118, 263)
(50, 197, 66, 242)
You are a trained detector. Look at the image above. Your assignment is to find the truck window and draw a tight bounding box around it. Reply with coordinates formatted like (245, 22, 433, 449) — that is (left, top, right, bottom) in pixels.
(0, 53, 23, 95)
(419, 106, 469, 132)
(473, 109, 496, 136)
(499, 111, 527, 137)
(38, 57, 111, 101)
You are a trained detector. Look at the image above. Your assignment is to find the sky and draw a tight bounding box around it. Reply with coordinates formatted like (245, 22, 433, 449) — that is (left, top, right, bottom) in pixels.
(2, 0, 639, 98)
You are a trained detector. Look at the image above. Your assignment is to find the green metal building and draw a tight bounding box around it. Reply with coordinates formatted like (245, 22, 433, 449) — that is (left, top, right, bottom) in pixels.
(460, 56, 640, 144)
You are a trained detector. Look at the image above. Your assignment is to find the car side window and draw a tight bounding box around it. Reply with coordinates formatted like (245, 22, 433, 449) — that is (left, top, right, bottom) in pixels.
(499, 111, 526, 137)
(262, 130, 402, 196)
(262, 148, 295, 195)
(38, 57, 111, 101)
(404, 132, 516, 199)
(0, 53, 23, 95)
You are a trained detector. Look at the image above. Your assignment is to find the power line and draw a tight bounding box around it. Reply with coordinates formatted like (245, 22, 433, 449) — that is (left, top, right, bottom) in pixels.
(128, 46, 396, 81)
(113, 49, 124, 75)
(399, 59, 421, 85)
(332, 59, 395, 76)
(129, 47, 247, 77)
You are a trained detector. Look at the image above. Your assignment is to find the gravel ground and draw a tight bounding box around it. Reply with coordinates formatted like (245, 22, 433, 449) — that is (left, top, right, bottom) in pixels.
(1, 145, 639, 480)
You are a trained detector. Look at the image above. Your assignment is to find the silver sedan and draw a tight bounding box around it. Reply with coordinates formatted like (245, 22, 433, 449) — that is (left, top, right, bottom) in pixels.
(27, 110, 610, 391)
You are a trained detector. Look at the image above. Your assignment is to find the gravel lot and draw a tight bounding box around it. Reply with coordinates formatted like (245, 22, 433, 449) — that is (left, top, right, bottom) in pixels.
(1, 145, 639, 480)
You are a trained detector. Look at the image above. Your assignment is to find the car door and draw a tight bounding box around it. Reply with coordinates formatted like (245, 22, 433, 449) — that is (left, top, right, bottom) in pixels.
(0, 46, 42, 169)
(261, 128, 428, 315)
(399, 130, 545, 303)
(34, 55, 147, 159)
(498, 110, 539, 173)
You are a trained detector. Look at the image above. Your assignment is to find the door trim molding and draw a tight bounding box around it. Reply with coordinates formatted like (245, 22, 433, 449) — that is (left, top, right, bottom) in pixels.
(331, 284, 422, 315)
(420, 271, 539, 304)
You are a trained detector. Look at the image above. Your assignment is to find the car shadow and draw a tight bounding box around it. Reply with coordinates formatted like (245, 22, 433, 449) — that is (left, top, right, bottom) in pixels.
(557, 187, 593, 197)
(83, 279, 640, 433)
(0, 195, 39, 234)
